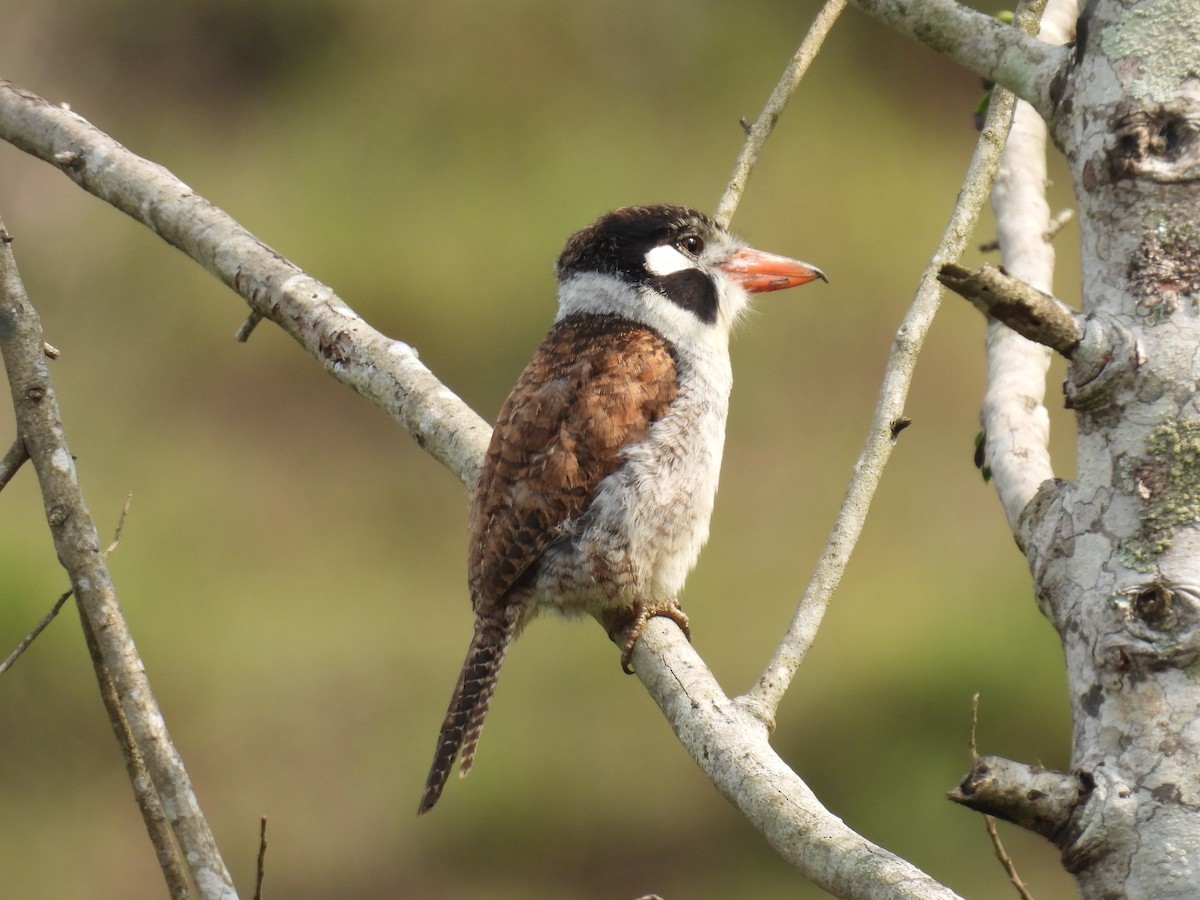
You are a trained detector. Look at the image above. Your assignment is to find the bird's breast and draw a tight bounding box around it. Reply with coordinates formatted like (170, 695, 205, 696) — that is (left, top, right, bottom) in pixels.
(545, 348, 732, 610)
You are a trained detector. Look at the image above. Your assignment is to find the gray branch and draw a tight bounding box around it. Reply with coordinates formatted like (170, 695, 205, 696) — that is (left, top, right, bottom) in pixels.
(848, 0, 1069, 120)
(0, 80, 493, 487)
(0, 217, 234, 897)
(744, 15, 1038, 718)
(938, 263, 1083, 357)
(633, 619, 964, 899)
(949, 755, 1081, 844)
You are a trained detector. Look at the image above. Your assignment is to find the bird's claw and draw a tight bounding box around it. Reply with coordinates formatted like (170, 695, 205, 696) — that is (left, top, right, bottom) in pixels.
(615, 606, 691, 674)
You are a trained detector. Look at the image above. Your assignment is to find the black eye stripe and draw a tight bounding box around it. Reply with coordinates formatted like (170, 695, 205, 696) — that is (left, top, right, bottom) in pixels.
(651, 269, 719, 325)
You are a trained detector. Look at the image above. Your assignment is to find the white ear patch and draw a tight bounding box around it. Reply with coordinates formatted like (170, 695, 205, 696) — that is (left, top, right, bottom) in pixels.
(644, 244, 694, 277)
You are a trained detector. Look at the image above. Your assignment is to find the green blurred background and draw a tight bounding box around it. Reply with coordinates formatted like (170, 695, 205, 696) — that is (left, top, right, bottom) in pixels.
(1, 1, 1080, 897)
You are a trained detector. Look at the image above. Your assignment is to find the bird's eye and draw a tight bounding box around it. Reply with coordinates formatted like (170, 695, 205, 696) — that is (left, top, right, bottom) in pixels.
(677, 234, 704, 257)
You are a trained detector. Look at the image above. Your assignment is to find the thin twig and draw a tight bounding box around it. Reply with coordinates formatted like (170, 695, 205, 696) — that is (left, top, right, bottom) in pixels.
(1, 492, 135, 674)
(0, 437, 28, 492)
(0, 588, 72, 675)
(969, 692, 981, 762)
(714, 0, 847, 227)
(970, 694, 1035, 899)
(104, 492, 133, 556)
(235, 311, 263, 343)
(985, 816, 1037, 900)
(255, 817, 268, 900)
(978, 208, 1072, 252)
(742, 2, 1048, 722)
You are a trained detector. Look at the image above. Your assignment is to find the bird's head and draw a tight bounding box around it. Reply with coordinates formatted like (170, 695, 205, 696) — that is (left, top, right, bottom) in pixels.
(554, 204, 825, 342)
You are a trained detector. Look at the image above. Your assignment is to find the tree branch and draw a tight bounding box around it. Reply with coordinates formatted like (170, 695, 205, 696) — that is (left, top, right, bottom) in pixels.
(743, 0, 1046, 719)
(714, 0, 847, 227)
(848, 0, 1068, 120)
(950, 754, 1081, 844)
(938, 263, 1082, 356)
(0, 215, 236, 898)
(975, 0, 1075, 549)
(631, 618, 964, 899)
(0, 79, 492, 488)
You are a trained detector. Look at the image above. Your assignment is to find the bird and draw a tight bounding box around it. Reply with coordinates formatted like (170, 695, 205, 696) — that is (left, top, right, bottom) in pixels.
(418, 204, 825, 814)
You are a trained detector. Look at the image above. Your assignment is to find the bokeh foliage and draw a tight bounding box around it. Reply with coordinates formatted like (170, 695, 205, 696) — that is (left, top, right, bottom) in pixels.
(1, 1, 1078, 896)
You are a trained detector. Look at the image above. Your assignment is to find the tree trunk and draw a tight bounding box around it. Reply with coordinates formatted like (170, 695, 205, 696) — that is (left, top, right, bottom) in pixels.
(1037, 3, 1200, 892)
(929, 0, 1200, 894)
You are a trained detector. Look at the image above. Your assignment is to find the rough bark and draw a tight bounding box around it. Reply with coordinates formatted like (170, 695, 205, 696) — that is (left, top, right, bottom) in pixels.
(869, 0, 1200, 894)
(1029, 5, 1200, 892)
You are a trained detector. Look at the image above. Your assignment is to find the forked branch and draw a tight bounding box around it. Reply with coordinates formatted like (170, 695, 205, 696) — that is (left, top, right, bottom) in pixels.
(744, 0, 1050, 721)
(0, 217, 234, 898)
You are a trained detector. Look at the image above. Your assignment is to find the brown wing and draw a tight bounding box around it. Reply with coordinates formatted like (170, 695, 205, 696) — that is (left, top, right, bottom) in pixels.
(468, 314, 678, 613)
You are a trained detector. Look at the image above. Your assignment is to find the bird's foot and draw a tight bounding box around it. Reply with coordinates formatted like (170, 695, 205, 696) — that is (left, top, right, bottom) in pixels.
(610, 604, 691, 674)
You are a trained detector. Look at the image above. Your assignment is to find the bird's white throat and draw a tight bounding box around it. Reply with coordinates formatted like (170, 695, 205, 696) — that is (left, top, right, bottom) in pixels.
(556, 272, 745, 349)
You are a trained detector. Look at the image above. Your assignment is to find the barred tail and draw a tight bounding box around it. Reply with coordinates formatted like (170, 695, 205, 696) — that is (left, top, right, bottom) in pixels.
(418, 614, 515, 814)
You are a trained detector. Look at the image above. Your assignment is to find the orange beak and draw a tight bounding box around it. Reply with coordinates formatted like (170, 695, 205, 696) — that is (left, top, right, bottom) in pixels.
(719, 247, 827, 293)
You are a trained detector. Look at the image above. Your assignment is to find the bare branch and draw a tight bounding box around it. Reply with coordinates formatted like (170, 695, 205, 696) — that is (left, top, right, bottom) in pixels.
(0, 588, 71, 675)
(978, 0, 1075, 535)
(632, 618, 964, 899)
(848, 0, 1068, 120)
(950, 755, 1080, 844)
(714, 0, 847, 227)
(0, 437, 28, 492)
(0, 214, 236, 897)
(938, 263, 1082, 356)
(0, 79, 492, 488)
(743, 6, 1043, 719)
